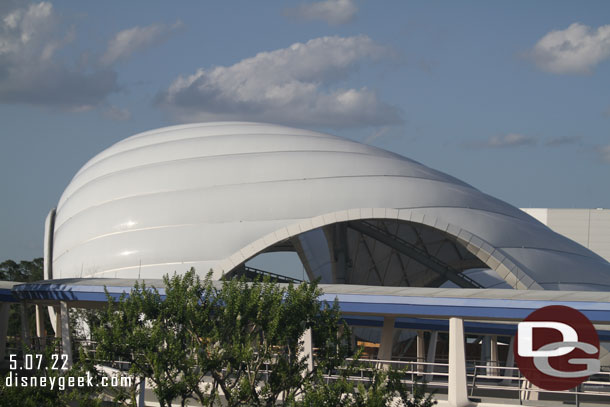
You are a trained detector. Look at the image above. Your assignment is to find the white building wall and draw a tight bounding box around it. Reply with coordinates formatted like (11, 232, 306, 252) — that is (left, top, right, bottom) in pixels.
(521, 208, 610, 262)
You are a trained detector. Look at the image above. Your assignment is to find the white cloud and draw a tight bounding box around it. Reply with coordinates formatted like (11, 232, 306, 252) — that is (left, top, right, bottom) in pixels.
(529, 23, 610, 74)
(103, 105, 131, 121)
(284, 0, 358, 25)
(0, 2, 118, 109)
(1, 2, 56, 55)
(157, 35, 401, 128)
(101, 21, 182, 66)
(469, 133, 537, 148)
(597, 145, 610, 163)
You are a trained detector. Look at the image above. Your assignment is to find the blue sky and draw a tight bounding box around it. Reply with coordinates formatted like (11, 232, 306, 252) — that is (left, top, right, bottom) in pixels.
(1, 0, 609, 261)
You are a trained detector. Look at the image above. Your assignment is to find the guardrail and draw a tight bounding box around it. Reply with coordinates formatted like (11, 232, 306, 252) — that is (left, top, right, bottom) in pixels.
(328, 358, 610, 406)
(469, 364, 610, 406)
(222, 265, 304, 284)
(336, 358, 449, 388)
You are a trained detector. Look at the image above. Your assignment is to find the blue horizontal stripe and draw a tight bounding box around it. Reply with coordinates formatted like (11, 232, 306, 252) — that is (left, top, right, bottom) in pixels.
(8, 283, 610, 325)
(11, 283, 166, 302)
(342, 316, 610, 341)
(0, 289, 17, 302)
(320, 293, 610, 312)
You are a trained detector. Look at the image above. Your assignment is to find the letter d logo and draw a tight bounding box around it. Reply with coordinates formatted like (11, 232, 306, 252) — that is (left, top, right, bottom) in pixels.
(514, 305, 600, 391)
(518, 321, 577, 357)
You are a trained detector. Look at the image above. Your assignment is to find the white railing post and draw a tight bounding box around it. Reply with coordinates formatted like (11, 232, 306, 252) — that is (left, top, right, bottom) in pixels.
(490, 335, 498, 376)
(36, 305, 46, 340)
(416, 330, 425, 373)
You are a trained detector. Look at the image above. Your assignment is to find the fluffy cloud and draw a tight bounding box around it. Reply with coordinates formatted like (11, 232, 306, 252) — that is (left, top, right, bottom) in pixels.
(597, 144, 610, 163)
(467, 133, 537, 148)
(157, 35, 401, 128)
(0, 2, 118, 109)
(284, 0, 358, 25)
(101, 21, 182, 66)
(529, 23, 610, 74)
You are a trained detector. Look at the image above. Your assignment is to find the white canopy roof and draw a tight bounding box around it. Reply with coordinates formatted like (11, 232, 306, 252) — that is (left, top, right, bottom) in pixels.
(49, 122, 610, 290)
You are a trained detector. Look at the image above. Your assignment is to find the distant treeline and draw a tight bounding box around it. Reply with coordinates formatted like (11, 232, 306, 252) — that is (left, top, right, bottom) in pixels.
(0, 258, 43, 283)
(0, 257, 52, 340)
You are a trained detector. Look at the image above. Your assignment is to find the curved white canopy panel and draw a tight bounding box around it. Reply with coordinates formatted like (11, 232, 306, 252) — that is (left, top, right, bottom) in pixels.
(48, 122, 610, 291)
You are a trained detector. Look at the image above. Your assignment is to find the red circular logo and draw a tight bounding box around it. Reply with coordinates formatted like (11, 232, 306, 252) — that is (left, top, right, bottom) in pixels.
(514, 305, 600, 391)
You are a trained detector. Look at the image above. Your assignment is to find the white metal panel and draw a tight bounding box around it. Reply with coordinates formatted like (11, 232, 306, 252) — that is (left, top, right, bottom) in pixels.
(546, 209, 591, 248)
(521, 208, 610, 263)
(520, 208, 548, 225)
(55, 153, 478, 228)
(589, 209, 610, 262)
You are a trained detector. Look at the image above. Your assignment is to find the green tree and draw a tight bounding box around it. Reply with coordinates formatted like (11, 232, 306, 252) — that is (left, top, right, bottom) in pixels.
(0, 258, 44, 282)
(94, 269, 349, 406)
(93, 268, 435, 407)
(298, 353, 436, 407)
(95, 270, 211, 406)
(0, 258, 53, 344)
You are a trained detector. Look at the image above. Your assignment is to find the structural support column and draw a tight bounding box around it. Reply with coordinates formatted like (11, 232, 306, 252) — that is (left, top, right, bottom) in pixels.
(378, 316, 395, 368)
(290, 237, 314, 283)
(0, 303, 10, 361)
(425, 330, 438, 381)
(44, 209, 58, 335)
(299, 328, 313, 374)
(426, 331, 438, 369)
(138, 378, 146, 407)
(501, 336, 515, 385)
(416, 330, 425, 373)
(331, 223, 349, 284)
(60, 301, 72, 367)
(506, 336, 515, 370)
(20, 302, 30, 350)
(295, 327, 313, 402)
(481, 336, 491, 375)
(448, 317, 470, 407)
